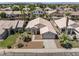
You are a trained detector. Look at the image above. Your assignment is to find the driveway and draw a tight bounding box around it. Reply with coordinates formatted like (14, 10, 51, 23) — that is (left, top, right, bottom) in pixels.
(43, 40, 57, 49)
(32, 35, 57, 49)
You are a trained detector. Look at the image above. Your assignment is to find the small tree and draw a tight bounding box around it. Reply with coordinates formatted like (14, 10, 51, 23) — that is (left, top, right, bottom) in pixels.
(59, 33, 72, 49)
(64, 12, 71, 34)
(12, 6, 19, 11)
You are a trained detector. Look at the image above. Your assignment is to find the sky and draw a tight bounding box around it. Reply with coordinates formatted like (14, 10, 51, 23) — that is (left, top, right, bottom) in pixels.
(0, 0, 79, 2)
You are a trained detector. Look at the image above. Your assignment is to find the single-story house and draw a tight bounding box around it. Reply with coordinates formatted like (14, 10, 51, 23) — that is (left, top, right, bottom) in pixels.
(0, 20, 24, 40)
(23, 7, 30, 11)
(48, 9, 64, 17)
(0, 11, 29, 18)
(32, 7, 46, 15)
(55, 17, 75, 33)
(70, 11, 79, 20)
(56, 7, 64, 11)
(45, 10, 57, 15)
(0, 7, 12, 11)
(26, 17, 57, 39)
(44, 7, 53, 11)
(64, 8, 73, 12)
(55, 17, 79, 39)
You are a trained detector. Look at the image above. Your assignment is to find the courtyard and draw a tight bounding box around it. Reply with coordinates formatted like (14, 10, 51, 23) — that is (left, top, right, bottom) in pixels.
(12, 32, 58, 49)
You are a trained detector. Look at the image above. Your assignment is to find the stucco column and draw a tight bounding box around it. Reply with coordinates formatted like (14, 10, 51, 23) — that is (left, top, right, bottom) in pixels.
(35, 29, 37, 35)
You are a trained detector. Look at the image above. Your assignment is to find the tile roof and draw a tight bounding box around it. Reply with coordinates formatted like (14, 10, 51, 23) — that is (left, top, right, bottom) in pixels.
(55, 17, 75, 28)
(0, 20, 24, 35)
(17, 20, 24, 28)
(71, 11, 79, 16)
(26, 17, 57, 34)
(46, 10, 57, 15)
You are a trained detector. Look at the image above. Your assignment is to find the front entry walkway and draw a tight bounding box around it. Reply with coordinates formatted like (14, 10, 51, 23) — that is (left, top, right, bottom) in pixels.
(43, 40, 57, 49)
(32, 35, 42, 41)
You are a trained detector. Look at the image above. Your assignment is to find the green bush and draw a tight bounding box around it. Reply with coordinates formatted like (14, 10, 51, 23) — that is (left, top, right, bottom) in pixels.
(63, 43, 72, 49)
(7, 45, 12, 49)
(0, 12, 6, 18)
(73, 35, 77, 40)
(12, 6, 19, 11)
(23, 36, 31, 42)
(59, 33, 72, 49)
(17, 43, 24, 48)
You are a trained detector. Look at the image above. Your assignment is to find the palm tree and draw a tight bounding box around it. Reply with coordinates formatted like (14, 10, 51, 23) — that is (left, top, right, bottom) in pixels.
(18, 4, 25, 20)
(64, 12, 71, 34)
(9, 5, 14, 19)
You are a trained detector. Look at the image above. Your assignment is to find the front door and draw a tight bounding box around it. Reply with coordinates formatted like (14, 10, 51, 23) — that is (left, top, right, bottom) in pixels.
(37, 29, 40, 35)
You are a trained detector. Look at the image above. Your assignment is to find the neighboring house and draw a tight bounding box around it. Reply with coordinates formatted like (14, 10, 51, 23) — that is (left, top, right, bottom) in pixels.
(23, 7, 30, 11)
(44, 7, 59, 15)
(55, 17, 75, 33)
(49, 9, 64, 17)
(46, 10, 57, 15)
(0, 11, 26, 18)
(0, 7, 12, 11)
(0, 20, 24, 40)
(44, 7, 52, 11)
(32, 7, 45, 15)
(5, 7, 12, 11)
(64, 8, 73, 12)
(56, 7, 64, 11)
(70, 11, 79, 20)
(0, 11, 19, 18)
(55, 17, 79, 39)
(26, 17, 57, 39)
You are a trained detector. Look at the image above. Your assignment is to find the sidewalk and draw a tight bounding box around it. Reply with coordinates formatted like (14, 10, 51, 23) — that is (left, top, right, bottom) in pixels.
(1, 48, 79, 55)
(0, 48, 79, 53)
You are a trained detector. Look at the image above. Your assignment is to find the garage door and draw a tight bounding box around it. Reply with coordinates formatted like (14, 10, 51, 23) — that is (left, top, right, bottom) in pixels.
(42, 32, 56, 39)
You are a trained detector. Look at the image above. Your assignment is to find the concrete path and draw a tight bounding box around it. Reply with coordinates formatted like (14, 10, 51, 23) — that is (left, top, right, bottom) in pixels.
(1, 48, 79, 55)
(32, 35, 35, 41)
(43, 40, 57, 49)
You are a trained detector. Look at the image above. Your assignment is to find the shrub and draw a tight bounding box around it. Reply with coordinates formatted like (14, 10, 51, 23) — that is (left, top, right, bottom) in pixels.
(12, 6, 19, 11)
(17, 43, 24, 48)
(61, 43, 64, 47)
(63, 43, 72, 49)
(28, 32, 31, 34)
(7, 45, 11, 49)
(0, 12, 6, 18)
(73, 35, 77, 40)
(59, 33, 68, 42)
(59, 33, 73, 49)
(23, 36, 31, 42)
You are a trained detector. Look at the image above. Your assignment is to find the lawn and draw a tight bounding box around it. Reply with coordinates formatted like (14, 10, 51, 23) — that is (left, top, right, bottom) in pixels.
(0, 33, 20, 48)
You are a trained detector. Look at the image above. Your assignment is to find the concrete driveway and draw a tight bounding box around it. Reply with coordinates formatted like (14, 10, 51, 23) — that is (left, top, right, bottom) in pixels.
(43, 40, 57, 49)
